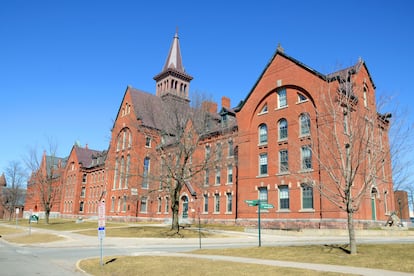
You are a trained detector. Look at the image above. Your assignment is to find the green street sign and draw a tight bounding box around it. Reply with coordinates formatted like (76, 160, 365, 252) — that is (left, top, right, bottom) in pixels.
(245, 199, 259, 206)
(260, 203, 274, 209)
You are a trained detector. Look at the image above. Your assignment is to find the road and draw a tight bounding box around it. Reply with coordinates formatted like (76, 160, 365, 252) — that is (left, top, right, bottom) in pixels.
(1, 226, 413, 275)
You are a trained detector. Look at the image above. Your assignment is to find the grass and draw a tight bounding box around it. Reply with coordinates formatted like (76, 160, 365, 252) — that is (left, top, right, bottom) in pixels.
(79, 256, 345, 276)
(194, 244, 414, 273)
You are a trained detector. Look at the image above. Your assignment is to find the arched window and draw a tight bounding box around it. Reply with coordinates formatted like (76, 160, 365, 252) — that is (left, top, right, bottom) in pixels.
(278, 118, 288, 140)
(300, 113, 311, 136)
(258, 124, 268, 145)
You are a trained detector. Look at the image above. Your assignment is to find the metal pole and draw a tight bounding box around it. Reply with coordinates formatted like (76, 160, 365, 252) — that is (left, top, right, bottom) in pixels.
(100, 238, 103, 266)
(198, 212, 201, 249)
(258, 203, 261, 247)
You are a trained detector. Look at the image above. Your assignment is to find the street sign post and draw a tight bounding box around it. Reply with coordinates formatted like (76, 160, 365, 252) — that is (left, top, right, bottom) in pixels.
(245, 199, 274, 247)
(98, 200, 106, 266)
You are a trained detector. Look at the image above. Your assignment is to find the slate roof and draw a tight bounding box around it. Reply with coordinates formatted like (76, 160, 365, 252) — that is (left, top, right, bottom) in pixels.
(74, 145, 107, 168)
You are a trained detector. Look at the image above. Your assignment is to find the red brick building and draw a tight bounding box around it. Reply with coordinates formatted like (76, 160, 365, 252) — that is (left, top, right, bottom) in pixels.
(24, 32, 396, 228)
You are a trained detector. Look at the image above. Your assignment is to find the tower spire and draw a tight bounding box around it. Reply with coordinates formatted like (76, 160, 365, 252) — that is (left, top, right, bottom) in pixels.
(154, 30, 193, 100)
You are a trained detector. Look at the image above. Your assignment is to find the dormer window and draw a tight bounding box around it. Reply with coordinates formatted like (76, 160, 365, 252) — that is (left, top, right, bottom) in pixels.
(221, 113, 228, 127)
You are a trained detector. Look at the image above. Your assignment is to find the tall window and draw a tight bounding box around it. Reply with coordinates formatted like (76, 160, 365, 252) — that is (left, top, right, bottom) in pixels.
(122, 195, 127, 212)
(215, 167, 221, 185)
(125, 155, 130, 188)
(140, 197, 148, 213)
(111, 197, 115, 212)
(165, 197, 169, 213)
(80, 187, 86, 197)
(157, 197, 162, 213)
(79, 201, 84, 212)
(279, 185, 289, 209)
(228, 140, 234, 157)
(302, 184, 314, 209)
(277, 88, 287, 108)
(300, 113, 311, 136)
(259, 153, 268, 175)
(204, 169, 209, 186)
(258, 187, 268, 203)
(279, 150, 288, 173)
(226, 193, 233, 212)
(145, 136, 151, 147)
(113, 158, 119, 189)
(216, 143, 222, 160)
(205, 145, 211, 160)
(214, 194, 220, 213)
(301, 146, 312, 170)
(142, 157, 150, 188)
(259, 124, 268, 145)
(203, 194, 208, 213)
(119, 156, 124, 189)
(227, 165, 233, 183)
(278, 119, 288, 140)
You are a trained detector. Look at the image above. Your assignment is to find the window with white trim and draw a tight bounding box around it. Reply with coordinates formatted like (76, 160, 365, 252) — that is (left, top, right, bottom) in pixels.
(259, 153, 268, 176)
(277, 88, 287, 108)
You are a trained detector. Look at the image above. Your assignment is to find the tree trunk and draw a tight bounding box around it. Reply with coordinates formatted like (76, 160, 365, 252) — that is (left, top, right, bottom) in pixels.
(347, 210, 357, 254)
(45, 209, 50, 224)
(171, 199, 180, 232)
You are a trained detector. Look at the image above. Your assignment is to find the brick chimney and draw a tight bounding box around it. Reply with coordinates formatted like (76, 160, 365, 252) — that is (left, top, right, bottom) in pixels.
(202, 101, 218, 114)
(222, 96, 231, 109)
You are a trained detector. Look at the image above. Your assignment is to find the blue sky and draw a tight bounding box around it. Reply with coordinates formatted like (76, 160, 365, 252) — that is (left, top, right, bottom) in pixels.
(1, 1, 413, 182)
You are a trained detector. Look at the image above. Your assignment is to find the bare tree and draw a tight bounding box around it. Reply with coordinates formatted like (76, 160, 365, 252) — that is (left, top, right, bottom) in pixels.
(302, 68, 393, 254)
(139, 93, 221, 232)
(25, 139, 63, 224)
(1, 161, 26, 220)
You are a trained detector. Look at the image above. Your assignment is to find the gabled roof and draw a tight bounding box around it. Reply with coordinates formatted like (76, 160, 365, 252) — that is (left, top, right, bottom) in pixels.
(129, 86, 164, 130)
(74, 145, 106, 168)
(235, 47, 375, 111)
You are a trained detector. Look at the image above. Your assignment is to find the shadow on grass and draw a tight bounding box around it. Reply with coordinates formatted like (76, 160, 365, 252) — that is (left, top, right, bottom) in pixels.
(105, 258, 117, 264)
(324, 244, 351, 254)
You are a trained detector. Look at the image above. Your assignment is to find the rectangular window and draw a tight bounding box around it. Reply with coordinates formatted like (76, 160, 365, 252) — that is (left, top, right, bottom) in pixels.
(79, 201, 84, 212)
(226, 193, 233, 212)
(205, 145, 211, 160)
(203, 194, 208, 213)
(214, 194, 220, 213)
(140, 197, 148, 213)
(165, 197, 169, 213)
(279, 185, 289, 209)
(142, 157, 150, 188)
(145, 137, 151, 147)
(82, 174, 87, 183)
(215, 167, 221, 185)
(258, 187, 268, 203)
(80, 186, 86, 197)
(279, 150, 288, 173)
(302, 185, 314, 209)
(228, 140, 234, 157)
(204, 169, 209, 186)
(122, 195, 127, 212)
(259, 153, 268, 175)
(216, 143, 222, 160)
(301, 146, 312, 170)
(157, 198, 162, 213)
(278, 88, 287, 108)
(227, 165, 233, 183)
